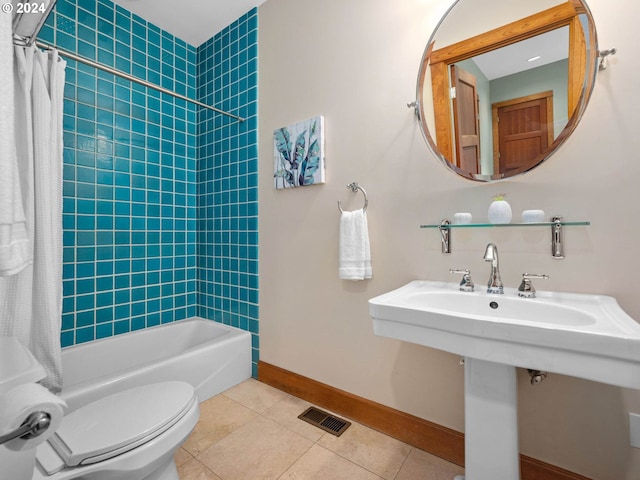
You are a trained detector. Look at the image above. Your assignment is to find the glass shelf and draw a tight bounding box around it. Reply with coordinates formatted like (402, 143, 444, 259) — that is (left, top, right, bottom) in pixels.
(420, 221, 590, 229)
(421, 218, 590, 258)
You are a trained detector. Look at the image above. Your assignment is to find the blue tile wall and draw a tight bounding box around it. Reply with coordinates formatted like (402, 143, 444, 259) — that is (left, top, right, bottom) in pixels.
(197, 10, 259, 376)
(44, 0, 258, 373)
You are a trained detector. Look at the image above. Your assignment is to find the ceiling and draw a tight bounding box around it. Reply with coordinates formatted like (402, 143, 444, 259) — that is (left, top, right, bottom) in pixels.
(109, 1, 568, 77)
(111, 0, 268, 46)
(472, 27, 569, 80)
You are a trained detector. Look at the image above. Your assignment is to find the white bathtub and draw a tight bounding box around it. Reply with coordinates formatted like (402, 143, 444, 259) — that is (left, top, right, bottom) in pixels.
(60, 317, 252, 412)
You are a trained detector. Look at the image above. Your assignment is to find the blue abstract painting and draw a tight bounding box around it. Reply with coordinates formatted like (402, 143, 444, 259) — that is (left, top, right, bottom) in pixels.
(273, 115, 325, 189)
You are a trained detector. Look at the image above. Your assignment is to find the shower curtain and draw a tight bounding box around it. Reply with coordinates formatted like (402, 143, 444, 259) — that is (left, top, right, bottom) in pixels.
(0, 39, 66, 392)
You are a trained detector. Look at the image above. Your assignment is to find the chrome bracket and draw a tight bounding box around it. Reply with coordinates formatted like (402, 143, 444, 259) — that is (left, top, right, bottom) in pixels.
(407, 100, 420, 120)
(598, 47, 617, 71)
(551, 216, 564, 259)
(439, 219, 451, 255)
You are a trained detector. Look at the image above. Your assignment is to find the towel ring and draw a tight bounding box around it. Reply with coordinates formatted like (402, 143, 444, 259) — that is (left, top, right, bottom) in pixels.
(337, 182, 368, 213)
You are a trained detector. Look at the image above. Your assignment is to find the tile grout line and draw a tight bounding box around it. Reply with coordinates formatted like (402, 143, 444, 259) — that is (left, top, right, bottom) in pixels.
(181, 382, 427, 480)
(391, 446, 415, 480)
(263, 393, 392, 480)
(273, 435, 317, 480)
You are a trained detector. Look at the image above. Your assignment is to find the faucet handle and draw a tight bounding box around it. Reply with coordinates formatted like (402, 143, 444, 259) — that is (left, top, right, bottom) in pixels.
(518, 273, 549, 298)
(450, 269, 475, 292)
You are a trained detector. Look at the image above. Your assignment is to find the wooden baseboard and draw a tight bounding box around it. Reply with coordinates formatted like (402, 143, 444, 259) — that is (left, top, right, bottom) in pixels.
(258, 361, 591, 480)
(259, 360, 464, 465)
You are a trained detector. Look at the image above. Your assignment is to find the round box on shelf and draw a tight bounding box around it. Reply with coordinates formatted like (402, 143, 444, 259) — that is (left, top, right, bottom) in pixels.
(522, 210, 545, 223)
(452, 212, 472, 224)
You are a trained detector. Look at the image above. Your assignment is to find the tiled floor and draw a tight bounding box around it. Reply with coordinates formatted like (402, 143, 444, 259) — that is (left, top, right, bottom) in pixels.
(175, 379, 464, 480)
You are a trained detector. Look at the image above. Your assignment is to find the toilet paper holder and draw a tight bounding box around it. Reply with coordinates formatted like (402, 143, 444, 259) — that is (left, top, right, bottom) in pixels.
(0, 411, 51, 446)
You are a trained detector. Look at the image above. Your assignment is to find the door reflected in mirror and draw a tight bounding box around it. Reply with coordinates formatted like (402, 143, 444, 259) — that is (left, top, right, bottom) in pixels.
(417, 0, 598, 181)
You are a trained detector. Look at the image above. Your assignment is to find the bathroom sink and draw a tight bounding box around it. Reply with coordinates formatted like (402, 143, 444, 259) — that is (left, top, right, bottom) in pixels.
(399, 289, 597, 326)
(370, 280, 640, 389)
(370, 281, 640, 479)
(369, 280, 640, 480)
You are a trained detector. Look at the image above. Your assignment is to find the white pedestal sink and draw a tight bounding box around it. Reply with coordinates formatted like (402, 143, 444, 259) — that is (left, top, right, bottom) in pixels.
(369, 281, 640, 480)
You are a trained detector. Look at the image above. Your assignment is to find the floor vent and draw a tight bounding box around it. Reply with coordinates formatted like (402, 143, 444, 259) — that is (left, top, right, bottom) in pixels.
(298, 407, 351, 437)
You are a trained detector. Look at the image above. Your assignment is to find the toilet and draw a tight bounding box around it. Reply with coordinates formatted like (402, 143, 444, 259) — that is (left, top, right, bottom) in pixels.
(0, 338, 199, 480)
(32, 381, 199, 480)
(32, 382, 200, 480)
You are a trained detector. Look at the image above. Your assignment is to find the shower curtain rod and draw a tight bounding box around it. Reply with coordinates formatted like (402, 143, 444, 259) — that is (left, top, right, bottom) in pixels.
(34, 41, 245, 123)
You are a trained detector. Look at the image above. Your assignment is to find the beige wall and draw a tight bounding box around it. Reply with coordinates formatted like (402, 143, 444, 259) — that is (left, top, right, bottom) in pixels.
(258, 0, 640, 478)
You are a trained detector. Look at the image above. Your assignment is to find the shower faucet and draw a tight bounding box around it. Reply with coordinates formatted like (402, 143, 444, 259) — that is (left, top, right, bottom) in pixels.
(483, 243, 504, 294)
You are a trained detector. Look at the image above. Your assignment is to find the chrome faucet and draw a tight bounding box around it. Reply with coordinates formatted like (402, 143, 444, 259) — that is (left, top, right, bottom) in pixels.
(483, 243, 504, 294)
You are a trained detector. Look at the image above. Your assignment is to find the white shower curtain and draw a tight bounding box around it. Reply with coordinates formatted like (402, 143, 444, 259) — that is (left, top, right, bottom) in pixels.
(0, 45, 66, 392)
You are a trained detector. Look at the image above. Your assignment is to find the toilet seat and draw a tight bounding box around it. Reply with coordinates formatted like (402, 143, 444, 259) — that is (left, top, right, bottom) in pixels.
(36, 381, 196, 476)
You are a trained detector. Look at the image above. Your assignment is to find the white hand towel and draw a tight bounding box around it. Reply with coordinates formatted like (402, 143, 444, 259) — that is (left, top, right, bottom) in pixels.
(339, 209, 372, 281)
(0, 13, 32, 276)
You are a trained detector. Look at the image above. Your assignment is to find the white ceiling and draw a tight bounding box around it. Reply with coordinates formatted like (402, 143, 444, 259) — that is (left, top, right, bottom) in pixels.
(111, 0, 268, 46)
(109, 1, 568, 78)
(472, 27, 569, 80)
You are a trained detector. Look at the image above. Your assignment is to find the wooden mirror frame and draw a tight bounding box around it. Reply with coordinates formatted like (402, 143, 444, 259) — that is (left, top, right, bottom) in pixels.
(418, 1, 598, 181)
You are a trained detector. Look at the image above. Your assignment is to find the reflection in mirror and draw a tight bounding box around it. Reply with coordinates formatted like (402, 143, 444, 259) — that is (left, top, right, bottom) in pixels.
(417, 0, 597, 181)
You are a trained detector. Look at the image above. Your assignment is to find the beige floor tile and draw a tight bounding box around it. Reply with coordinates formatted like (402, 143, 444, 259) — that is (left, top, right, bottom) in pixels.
(177, 457, 222, 480)
(318, 421, 411, 480)
(395, 448, 464, 480)
(177, 380, 464, 480)
(262, 395, 327, 442)
(182, 393, 258, 456)
(197, 415, 313, 480)
(279, 444, 384, 480)
(174, 447, 193, 468)
(222, 378, 287, 413)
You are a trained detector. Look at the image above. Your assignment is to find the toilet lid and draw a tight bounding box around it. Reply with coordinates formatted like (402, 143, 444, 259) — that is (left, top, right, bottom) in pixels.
(48, 381, 196, 467)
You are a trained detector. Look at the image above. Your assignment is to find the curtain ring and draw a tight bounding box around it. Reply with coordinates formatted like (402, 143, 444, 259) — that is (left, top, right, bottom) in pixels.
(337, 182, 368, 213)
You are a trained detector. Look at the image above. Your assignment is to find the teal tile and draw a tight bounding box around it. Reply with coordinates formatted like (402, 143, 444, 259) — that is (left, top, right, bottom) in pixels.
(61, 331, 75, 348)
(76, 310, 94, 328)
(56, 1, 257, 352)
(114, 319, 130, 335)
(96, 323, 113, 339)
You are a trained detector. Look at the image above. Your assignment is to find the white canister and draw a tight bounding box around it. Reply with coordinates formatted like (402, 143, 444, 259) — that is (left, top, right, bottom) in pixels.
(452, 212, 472, 224)
(522, 209, 545, 223)
(488, 195, 512, 224)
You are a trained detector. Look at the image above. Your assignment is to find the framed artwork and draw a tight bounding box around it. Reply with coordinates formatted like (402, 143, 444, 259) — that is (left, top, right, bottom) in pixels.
(273, 115, 325, 189)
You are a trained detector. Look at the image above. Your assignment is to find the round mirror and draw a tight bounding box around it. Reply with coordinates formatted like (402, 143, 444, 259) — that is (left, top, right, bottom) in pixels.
(417, 0, 598, 181)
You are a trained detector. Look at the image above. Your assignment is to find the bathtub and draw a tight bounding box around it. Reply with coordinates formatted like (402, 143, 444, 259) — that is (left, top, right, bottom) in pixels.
(60, 317, 252, 412)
